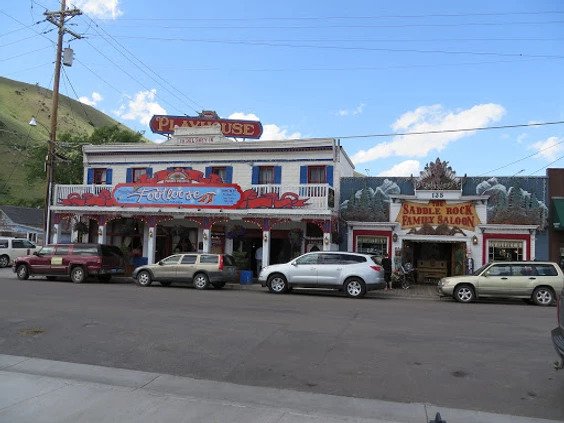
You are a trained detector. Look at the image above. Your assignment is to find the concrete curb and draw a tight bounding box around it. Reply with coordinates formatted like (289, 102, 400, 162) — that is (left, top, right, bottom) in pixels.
(0, 354, 558, 423)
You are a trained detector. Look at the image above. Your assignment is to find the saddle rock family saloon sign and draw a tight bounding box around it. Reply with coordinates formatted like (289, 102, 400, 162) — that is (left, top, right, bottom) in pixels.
(396, 200, 480, 231)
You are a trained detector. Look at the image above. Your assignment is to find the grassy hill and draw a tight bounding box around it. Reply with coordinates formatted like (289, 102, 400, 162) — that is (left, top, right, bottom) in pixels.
(0, 76, 139, 206)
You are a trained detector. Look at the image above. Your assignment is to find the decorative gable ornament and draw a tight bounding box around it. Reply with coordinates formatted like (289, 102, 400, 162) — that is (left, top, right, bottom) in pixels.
(415, 158, 461, 191)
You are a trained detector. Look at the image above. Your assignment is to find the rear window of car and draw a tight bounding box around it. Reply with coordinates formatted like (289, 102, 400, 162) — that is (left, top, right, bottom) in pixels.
(535, 264, 558, 276)
(181, 255, 197, 264)
(74, 245, 100, 256)
(199, 255, 218, 264)
(100, 245, 123, 258)
(55, 245, 71, 255)
(12, 240, 35, 248)
(223, 255, 235, 266)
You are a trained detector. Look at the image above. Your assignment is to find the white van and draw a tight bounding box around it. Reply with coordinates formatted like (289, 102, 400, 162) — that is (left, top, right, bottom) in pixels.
(0, 238, 38, 268)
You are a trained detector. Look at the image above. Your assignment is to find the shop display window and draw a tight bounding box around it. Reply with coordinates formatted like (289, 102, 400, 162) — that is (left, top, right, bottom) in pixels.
(356, 235, 387, 257)
(488, 240, 523, 262)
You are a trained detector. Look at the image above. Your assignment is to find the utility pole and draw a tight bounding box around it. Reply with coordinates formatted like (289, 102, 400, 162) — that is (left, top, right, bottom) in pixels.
(43, 0, 81, 243)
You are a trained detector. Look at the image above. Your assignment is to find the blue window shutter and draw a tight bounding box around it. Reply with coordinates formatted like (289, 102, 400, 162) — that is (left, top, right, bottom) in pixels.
(326, 165, 334, 186)
(146, 167, 153, 178)
(300, 166, 308, 184)
(274, 166, 282, 184)
(252, 166, 259, 184)
(105, 168, 113, 185)
(205, 167, 212, 178)
(126, 168, 133, 183)
(167, 167, 174, 171)
(87, 168, 94, 184)
(225, 166, 233, 183)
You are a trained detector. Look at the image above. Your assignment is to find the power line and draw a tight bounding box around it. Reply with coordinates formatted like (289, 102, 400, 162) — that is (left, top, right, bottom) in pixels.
(97, 10, 564, 21)
(530, 154, 564, 175)
(334, 120, 564, 140)
(81, 14, 203, 113)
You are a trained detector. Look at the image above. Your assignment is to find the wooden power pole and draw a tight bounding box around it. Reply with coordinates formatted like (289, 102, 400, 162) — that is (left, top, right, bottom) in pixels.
(43, 0, 81, 243)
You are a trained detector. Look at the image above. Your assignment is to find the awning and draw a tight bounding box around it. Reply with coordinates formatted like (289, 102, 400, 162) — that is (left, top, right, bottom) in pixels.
(553, 199, 564, 230)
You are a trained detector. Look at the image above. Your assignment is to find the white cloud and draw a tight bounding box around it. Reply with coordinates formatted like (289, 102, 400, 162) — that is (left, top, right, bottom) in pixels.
(228, 112, 301, 140)
(79, 91, 103, 107)
(377, 160, 421, 177)
(114, 89, 166, 126)
(531, 136, 563, 161)
(71, 0, 123, 19)
(351, 103, 506, 164)
(337, 103, 365, 117)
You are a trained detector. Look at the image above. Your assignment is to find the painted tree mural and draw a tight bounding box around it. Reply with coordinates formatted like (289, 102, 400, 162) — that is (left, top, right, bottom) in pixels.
(340, 179, 400, 222)
(476, 178, 548, 229)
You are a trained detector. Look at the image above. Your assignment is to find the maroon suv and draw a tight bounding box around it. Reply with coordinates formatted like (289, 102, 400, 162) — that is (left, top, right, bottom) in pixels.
(14, 243, 125, 283)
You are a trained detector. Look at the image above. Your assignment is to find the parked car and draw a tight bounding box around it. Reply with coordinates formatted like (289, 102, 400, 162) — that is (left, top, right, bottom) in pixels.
(132, 253, 238, 288)
(438, 261, 564, 306)
(14, 243, 125, 283)
(552, 288, 564, 370)
(258, 251, 385, 298)
(0, 237, 37, 268)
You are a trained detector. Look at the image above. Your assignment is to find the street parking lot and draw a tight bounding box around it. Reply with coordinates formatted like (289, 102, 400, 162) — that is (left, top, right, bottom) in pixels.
(0, 268, 562, 421)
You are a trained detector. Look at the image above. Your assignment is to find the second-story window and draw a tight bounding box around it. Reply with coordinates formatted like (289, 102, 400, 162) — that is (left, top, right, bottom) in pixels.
(93, 168, 107, 184)
(259, 166, 274, 184)
(87, 168, 112, 185)
(132, 168, 147, 182)
(308, 166, 326, 184)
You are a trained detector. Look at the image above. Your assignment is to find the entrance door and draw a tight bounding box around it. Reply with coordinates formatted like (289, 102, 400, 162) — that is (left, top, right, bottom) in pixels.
(452, 243, 466, 276)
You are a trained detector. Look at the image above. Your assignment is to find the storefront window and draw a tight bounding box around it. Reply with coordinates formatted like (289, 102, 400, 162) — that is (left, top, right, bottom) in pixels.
(357, 235, 387, 257)
(488, 240, 523, 262)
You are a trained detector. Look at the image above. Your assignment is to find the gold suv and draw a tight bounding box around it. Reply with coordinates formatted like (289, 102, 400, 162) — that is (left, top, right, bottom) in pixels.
(133, 253, 238, 289)
(438, 261, 564, 306)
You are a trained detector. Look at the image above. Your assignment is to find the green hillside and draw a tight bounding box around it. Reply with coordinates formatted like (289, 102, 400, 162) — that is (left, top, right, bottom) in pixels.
(0, 76, 140, 206)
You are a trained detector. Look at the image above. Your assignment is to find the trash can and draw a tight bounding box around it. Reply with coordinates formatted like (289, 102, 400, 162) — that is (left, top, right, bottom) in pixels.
(132, 256, 148, 269)
(239, 270, 253, 285)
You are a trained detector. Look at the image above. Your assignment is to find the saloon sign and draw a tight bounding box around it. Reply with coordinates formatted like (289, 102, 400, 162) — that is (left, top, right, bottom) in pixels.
(149, 111, 263, 139)
(396, 201, 480, 231)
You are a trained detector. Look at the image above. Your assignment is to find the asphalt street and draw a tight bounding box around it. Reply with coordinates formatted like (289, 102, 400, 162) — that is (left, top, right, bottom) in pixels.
(0, 268, 562, 421)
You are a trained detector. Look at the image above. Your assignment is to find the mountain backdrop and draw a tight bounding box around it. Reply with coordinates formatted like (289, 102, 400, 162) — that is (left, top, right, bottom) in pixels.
(0, 76, 141, 206)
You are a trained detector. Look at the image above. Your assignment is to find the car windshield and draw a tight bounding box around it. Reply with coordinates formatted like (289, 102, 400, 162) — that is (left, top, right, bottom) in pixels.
(472, 264, 490, 276)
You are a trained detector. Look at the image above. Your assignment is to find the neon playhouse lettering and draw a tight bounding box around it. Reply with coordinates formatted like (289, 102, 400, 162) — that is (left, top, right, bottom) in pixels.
(126, 187, 213, 203)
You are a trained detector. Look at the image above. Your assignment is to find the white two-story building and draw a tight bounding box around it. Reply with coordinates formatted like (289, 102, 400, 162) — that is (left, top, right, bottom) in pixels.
(50, 124, 354, 270)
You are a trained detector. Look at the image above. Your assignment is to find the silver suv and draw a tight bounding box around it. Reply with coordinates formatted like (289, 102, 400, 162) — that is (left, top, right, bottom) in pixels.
(438, 261, 564, 306)
(132, 253, 238, 289)
(259, 251, 385, 298)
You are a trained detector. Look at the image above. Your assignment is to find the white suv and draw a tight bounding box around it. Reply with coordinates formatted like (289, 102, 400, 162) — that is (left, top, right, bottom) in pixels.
(259, 251, 385, 298)
(0, 237, 37, 268)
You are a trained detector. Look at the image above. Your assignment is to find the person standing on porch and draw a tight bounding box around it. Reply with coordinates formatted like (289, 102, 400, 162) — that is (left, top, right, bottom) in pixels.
(255, 246, 263, 276)
(382, 252, 392, 290)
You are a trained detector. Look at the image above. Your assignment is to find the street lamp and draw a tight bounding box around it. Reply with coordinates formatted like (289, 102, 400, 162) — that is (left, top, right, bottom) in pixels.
(29, 117, 55, 244)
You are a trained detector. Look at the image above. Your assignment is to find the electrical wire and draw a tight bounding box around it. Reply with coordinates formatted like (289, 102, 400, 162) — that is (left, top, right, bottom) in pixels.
(81, 14, 203, 113)
(530, 154, 564, 175)
(334, 120, 564, 140)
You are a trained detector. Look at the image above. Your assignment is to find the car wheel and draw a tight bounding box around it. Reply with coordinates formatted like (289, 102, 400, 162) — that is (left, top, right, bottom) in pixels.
(160, 281, 172, 287)
(193, 273, 210, 289)
(0, 255, 9, 268)
(267, 274, 288, 294)
(344, 277, 366, 298)
(212, 282, 225, 289)
(98, 275, 112, 283)
(16, 264, 29, 280)
(46, 276, 57, 281)
(454, 284, 475, 303)
(136, 270, 152, 287)
(532, 287, 554, 306)
(70, 266, 86, 284)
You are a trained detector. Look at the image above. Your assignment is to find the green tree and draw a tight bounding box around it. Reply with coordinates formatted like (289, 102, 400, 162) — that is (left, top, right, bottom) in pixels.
(25, 125, 144, 185)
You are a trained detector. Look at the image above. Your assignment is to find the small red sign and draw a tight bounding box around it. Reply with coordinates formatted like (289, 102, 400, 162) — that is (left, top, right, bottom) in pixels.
(149, 112, 263, 139)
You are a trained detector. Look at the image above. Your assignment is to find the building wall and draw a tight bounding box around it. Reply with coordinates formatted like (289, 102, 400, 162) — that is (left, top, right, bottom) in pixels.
(547, 168, 564, 263)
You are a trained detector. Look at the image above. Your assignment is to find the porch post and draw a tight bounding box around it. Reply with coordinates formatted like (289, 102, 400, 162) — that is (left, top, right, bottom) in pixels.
(262, 230, 270, 268)
(142, 224, 150, 259)
(202, 229, 211, 253)
(322, 220, 332, 251)
(97, 216, 107, 244)
(146, 217, 156, 265)
(52, 223, 60, 244)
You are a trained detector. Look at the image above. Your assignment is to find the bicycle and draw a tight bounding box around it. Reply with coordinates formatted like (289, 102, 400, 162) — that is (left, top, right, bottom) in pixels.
(398, 263, 415, 289)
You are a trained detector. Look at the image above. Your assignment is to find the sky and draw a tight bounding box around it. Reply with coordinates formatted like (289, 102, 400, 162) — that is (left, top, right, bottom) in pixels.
(1, 0, 564, 178)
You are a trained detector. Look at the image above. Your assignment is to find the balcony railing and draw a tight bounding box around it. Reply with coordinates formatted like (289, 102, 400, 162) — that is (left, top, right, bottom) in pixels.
(53, 183, 335, 211)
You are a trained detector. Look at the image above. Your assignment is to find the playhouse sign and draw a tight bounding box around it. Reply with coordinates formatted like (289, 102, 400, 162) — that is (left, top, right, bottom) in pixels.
(149, 110, 263, 139)
(396, 200, 480, 231)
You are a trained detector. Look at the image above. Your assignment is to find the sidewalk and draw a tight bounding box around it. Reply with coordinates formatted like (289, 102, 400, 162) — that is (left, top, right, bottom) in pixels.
(0, 354, 557, 423)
